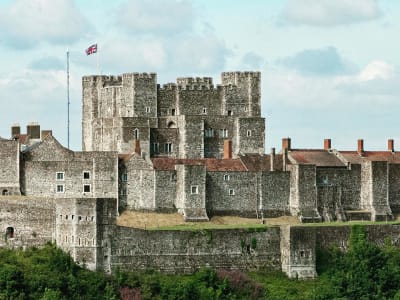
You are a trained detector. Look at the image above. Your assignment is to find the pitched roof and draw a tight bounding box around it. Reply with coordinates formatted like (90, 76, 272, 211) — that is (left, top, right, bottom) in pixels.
(340, 151, 400, 164)
(151, 158, 247, 171)
(239, 154, 284, 171)
(288, 149, 346, 167)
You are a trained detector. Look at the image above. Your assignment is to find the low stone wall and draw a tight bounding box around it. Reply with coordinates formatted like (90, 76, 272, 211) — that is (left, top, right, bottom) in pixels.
(108, 226, 281, 274)
(0, 197, 56, 248)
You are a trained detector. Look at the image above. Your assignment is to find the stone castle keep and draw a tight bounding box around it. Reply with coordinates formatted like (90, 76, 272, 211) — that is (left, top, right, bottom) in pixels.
(1, 71, 400, 278)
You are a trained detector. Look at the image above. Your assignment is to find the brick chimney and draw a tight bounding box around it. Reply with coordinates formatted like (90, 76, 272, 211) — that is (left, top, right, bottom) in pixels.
(27, 122, 40, 139)
(11, 124, 20, 138)
(41, 130, 52, 139)
(270, 147, 275, 171)
(134, 139, 141, 155)
(388, 139, 394, 152)
(282, 137, 291, 151)
(324, 139, 331, 151)
(357, 139, 364, 155)
(223, 140, 232, 159)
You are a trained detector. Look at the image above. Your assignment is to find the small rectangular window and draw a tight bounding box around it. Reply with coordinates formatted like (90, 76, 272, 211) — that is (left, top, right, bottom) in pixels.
(56, 184, 64, 193)
(122, 173, 128, 181)
(171, 108, 176, 116)
(224, 174, 230, 181)
(227, 110, 232, 116)
(191, 185, 199, 194)
(165, 143, 172, 153)
(83, 184, 91, 193)
(229, 189, 235, 196)
(202, 107, 207, 114)
(220, 129, 228, 138)
(145, 107, 151, 113)
(205, 128, 214, 138)
(247, 130, 252, 137)
(120, 188, 127, 196)
(83, 171, 90, 179)
(152, 143, 159, 154)
(56, 172, 64, 181)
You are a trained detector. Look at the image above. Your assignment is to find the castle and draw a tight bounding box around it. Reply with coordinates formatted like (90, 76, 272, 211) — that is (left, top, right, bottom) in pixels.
(1, 71, 399, 278)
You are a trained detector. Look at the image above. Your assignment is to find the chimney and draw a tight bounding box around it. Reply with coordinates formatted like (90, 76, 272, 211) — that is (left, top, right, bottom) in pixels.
(223, 139, 232, 159)
(11, 124, 20, 138)
(134, 139, 141, 155)
(270, 147, 275, 171)
(324, 139, 331, 151)
(282, 137, 291, 151)
(27, 122, 40, 139)
(388, 139, 395, 152)
(41, 130, 52, 139)
(357, 139, 364, 155)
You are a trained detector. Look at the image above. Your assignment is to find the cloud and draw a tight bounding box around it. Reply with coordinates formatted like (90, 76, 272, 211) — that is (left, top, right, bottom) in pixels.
(29, 56, 65, 71)
(241, 52, 265, 69)
(0, 0, 92, 48)
(116, 0, 194, 35)
(358, 60, 395, 81)
(277, 47, 353, 76)
(280, 0, 382, 26)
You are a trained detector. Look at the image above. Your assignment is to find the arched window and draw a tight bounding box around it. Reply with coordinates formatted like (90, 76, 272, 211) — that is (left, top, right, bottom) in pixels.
(6, 227, 14, 239)
(167, 121, 176, 128)
(2, 189, 9, 195)
(134, 128, 139, 140)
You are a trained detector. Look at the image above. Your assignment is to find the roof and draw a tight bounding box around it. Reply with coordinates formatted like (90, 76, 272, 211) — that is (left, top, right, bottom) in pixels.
(340, 151, 400, 164)
(288, 149, 346, 167)
(151, 158, 247, 171)
(239, 154, 284, 171)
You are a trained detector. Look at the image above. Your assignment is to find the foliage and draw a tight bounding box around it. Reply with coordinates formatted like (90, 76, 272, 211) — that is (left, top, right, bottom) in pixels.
(314, 225, 400, 300)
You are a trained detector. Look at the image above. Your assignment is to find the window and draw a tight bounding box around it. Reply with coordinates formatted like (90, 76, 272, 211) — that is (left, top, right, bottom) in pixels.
(134, 128, 139, 140)
(120, 188, 127, 196)
(205, 128, 214, 138)
(171, 108, 176, 116)
(83, 184, 91, 193)
(165, 143, 173, 153)
(83, 171, 90, 179)
(145, 107, 151, 113)
(122, 173, 128, 181)
(191, 185, 199, 194)
(56, 184, 64, 193)
(202, 107, 207, 114)
(229, 189, 235, 196)
(6, 227, 14, 239)
(227, 110, 233, 116)
(56, 172, 64, 181)
(247, 130, 252, 137)
(224, 174, 230, 181)
(152, 143, 159, 154)
(220, 129, 228, 138)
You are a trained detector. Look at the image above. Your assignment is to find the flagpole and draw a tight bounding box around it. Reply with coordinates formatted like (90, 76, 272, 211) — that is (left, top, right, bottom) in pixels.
(67, 50, 70, 149)
(97, 43, 100, 75)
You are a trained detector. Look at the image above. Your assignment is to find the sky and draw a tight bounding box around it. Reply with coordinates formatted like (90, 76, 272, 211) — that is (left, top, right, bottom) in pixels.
(0, 0, 399, 152)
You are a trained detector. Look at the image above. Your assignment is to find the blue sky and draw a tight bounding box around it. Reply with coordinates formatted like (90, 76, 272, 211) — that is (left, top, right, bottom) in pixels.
(0, 0, 399, 151)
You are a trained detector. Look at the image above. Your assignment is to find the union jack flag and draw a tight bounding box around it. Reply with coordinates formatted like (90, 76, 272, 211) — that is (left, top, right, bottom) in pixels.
(85, 44, 97, 55)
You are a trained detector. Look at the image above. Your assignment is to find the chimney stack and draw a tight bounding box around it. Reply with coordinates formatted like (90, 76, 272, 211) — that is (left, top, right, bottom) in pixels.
(223, 140, 232, 159)
(270, 147, 275, 171)
(41, 130, 52, 139)
(388, 139, 395, 152)
(324, 139, 331, 151)
(11, 124, 20, 138)
(282, 137, 291, 151)
(134, 139, 141, 155)
(27, 122, 40, 139)
(357, 139, 364, 155)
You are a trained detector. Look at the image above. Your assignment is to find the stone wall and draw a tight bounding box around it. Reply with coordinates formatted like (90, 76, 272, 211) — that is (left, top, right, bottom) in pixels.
(0, 139, 20, 195)
(261, 171, 290, 217)
(0, 197, 55, 248)
(206, 171, 258, 217)
(389, 164, 400, 212)
(109, 226, 281, 274)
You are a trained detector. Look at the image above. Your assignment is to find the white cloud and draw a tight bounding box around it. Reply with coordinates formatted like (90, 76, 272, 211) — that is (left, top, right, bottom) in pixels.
(359, 60, 395, 81)
(280, 0, 382, 26)
(116, 0, 194, 35)
(0, 0, 92, 48)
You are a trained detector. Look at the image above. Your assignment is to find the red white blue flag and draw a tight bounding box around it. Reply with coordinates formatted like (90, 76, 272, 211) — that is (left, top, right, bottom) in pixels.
(85, 44, 97, 55)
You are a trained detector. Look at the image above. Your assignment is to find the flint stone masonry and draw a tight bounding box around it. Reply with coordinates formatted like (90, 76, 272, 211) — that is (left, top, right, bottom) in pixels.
(0, 139, 20, 195)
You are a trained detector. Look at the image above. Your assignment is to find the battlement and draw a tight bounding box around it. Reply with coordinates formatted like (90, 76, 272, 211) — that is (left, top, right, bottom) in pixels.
(122, 72, 157, 80)
(159, 83, 177, 90)
(221, 71, 261, 86)
(177, 77, 213, 88)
